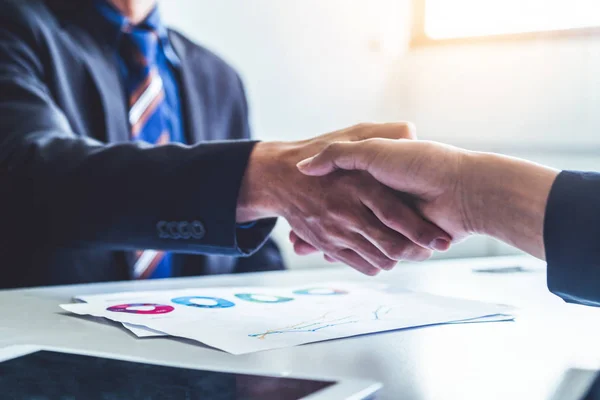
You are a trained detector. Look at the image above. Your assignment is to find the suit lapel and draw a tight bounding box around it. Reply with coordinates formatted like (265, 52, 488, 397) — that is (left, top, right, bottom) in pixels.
(168, 32, 207, 143)
(77, 35, 130, 144)
(58, 9, 130, 144)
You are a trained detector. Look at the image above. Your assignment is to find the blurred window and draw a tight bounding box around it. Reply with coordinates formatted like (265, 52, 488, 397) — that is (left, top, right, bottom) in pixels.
(413, 0, 600, 43)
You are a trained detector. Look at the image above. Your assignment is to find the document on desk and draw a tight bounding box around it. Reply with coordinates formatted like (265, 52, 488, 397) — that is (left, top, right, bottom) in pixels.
(61, 282, 514, 354)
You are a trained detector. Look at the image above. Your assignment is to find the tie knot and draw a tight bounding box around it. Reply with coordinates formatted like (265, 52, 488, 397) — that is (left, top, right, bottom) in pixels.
(120, 26, 160, 70)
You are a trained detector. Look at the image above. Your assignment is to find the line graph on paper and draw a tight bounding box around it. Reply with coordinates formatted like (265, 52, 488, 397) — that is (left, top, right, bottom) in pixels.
(372, 305, 393, 320)
(248, 305, 396, 340)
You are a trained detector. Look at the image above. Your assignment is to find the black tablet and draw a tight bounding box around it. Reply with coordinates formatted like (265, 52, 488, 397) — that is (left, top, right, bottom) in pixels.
(0, 345, 380, 400)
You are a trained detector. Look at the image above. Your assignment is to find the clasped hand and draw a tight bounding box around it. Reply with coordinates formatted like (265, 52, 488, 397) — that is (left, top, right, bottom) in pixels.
(238, 123, 452, 276)
(292, 136, 555, 262)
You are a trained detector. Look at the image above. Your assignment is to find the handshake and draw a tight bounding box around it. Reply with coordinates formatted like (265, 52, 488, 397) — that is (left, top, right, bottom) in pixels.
(237, 122, 556, 274)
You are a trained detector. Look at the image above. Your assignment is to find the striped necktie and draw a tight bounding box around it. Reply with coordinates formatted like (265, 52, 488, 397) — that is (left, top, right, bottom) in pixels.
(120, 24, 171, 279)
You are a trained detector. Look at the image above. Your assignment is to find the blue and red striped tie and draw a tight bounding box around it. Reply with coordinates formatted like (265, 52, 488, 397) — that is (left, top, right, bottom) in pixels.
(120, 24, 171, 279)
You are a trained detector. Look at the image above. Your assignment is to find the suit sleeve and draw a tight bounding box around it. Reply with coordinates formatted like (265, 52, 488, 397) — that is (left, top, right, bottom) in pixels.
(0, 12, 273, 257)
(230, 74, 286, 272)
(544, 171, 600, 306)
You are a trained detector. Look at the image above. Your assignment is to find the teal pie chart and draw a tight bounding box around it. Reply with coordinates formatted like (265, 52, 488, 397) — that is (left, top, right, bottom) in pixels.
(171, 296, 235, 309)
(293, 288, 349, 295)
(235, 293, 294, 303)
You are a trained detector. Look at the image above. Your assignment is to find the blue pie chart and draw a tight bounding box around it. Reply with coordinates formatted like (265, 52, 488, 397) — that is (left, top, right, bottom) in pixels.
(171, 296, 235, 309)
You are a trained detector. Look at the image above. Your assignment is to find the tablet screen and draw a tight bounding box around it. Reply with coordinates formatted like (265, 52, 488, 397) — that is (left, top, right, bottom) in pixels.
(0, 350, 334, 400)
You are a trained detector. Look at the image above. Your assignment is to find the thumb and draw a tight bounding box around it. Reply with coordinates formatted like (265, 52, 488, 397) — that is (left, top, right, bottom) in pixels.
(297, 141, 373, 176)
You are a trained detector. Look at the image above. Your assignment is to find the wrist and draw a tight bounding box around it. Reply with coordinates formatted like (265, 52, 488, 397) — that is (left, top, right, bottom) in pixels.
(459, 151, 494, 235)
(236, 141, 291, 223)
(463, 151, 559, 257)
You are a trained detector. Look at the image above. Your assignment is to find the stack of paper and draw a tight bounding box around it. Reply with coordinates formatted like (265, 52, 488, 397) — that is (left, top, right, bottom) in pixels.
(61, 282, 513, 354)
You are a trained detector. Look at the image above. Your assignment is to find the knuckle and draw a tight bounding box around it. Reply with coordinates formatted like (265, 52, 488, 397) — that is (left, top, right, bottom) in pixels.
(332, 207, 358, 225)
(314, 218, 341, 236)
(322, 142, 339, 155)
(378, 208, 400, 228)
(363, 137, 382, 144)
(354, 122, 373, 131)
(348, 123, 375, 141)
(323, 141, 349, 156)
(325, 228, 347, 245)
(413, 227, 431, 245)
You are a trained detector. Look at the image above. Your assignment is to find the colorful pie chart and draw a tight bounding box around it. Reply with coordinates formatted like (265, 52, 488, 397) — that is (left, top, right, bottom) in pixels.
(292, 288, 349, 296)
(234, 293, 294, 303)
(171, 296, 235, 309)
(106, 303, 174, 315)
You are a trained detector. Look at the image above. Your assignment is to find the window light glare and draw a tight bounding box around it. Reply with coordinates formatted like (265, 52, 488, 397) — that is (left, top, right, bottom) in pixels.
(425, 0, 600, 40)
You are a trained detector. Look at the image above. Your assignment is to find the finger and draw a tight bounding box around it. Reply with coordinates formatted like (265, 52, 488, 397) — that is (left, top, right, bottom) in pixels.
(290, 231, 320, 255)
(340, 233, 397, 271)
(358, 122, 417, 141)
(354, 206, 434, 261)
(293, 241, 317, 255)
(332, 249, 381, 276)
(297, 141, 373, 176)
(324, 254, 338, 263)
(345, 122, 417, 142)
(293, 239, 320, 256)
(360, 188, 451, 251)
(299, 121, 416, 175)
(358, 226, 434, 263)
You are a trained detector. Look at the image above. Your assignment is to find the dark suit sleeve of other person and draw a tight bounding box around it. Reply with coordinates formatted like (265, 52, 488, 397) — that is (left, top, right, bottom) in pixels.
(545, 171, 600, 307)
(0, 1, 275, 262)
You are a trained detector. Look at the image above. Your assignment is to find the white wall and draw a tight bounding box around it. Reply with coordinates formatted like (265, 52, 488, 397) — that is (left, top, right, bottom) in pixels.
(161, 1, 600, 269)
(161, 0, 413, 140)
(382, 37, 600, 152)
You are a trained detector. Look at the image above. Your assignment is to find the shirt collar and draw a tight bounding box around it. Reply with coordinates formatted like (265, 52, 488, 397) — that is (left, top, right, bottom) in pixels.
(92, 0, 180, 67)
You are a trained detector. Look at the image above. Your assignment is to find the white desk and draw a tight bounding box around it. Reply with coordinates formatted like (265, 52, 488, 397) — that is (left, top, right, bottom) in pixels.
(2, 256, 600, 399)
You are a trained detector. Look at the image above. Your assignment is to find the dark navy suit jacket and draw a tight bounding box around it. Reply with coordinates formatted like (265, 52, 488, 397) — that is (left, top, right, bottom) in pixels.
(545, 171, 600, 306)
(0, 0, 284, 289)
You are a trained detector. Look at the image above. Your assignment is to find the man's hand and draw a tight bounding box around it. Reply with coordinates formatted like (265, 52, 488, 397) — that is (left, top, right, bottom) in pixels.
(236, 124, 451, 275)
(296, 138, 560, 259)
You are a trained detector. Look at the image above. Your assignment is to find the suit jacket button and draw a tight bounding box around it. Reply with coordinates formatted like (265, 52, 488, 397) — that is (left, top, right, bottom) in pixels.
(178, 221, 191, 239)
(167, 221, 180, 239)
(191, 220, 205, 239)
(157, 221, 169, 238)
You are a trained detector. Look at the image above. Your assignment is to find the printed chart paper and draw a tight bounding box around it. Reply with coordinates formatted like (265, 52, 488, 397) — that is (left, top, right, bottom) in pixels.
(61, 282, 514, 354)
